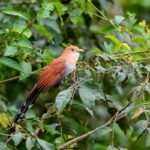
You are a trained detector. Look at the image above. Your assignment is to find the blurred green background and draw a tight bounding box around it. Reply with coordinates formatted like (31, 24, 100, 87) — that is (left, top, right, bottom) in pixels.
(0, 0, 150, 150)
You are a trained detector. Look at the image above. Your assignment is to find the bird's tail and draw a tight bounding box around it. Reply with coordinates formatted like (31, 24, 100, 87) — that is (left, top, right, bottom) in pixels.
(8, 85, 42, 136)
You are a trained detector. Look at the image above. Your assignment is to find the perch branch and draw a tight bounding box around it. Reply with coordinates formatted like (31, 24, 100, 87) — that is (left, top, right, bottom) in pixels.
(57, 102, 131, 150)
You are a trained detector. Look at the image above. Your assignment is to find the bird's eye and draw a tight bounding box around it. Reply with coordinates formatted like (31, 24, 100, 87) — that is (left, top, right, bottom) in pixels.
(72, 49, 74, 51)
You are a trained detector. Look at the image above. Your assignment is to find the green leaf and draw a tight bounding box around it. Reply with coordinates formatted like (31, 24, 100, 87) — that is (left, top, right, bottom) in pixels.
(12, 26, 32, 38)
(133, 37, 148, 49)
(37, 138, 54, 150)
(107, 146, 118, 150)
(19, 61, 32, 80)
(91, 48, 102, 54)
(53, 2, 65, 26)
(55, 136, 64, 145)
(91, 127, 112, 139)
(45, 19, 61, 33)
(33, 24, 52, 41)
(73, 102, 94, 117)
(37, 1, 54, 21)
(14, 38, 32, 49)
(42, 3, 54, 18)
(26, 137, 35, 150)
(116, 72, 127, 83)
(146, 128, 150, 147)
(43, 50, 54, 64)
(0, 100, 7, 111)
(45, 123, 60, 135)
(145, 83, 150, 95)
(3, 10, 28, 20)
(105, 35, 120, 46)
(132, 120, 148, 138)
(55, 88, 74, 112)
(69, 8, 83, 25)
(90, 24, 115, 34)
(0, 142, 8, 150)
(12, 132, 25, 146)
(4, 46, 17, 56)
(133, 25, 145, 34)
(127, 12, 137, 25)
(107, 146, 127, 150)
(96, 65, 106, 73)
(0, 57, 22, 72)
(120, 43, 131, 50)
(97, 54, 110, 61)
(0, 113, 10, 128)
(0, 29, 5, 35)
(114, 15, 125, 25)
(79, 81, 105, 108)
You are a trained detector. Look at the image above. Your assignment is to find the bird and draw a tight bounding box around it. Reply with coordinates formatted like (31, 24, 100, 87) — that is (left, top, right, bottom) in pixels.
(8, 45, 84, 135)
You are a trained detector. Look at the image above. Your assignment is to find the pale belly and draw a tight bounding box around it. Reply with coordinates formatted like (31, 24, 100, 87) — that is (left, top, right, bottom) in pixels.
(65, 62, 75, 76)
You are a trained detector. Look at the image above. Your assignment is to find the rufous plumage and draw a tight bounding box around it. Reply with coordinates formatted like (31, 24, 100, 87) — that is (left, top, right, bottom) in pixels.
(8, 45, 83, 135)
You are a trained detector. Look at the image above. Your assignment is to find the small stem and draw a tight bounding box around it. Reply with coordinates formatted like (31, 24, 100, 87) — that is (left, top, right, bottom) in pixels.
(0, 76, 19, 84)
(136, 57, 150, 61)
(116, 50, 150, 56)
(88, 0, 107, 20)
(111, 111, 119, 146)
(142, 73, 150, 121)
(0, 2, 39, 7)
(58, 119, 64, 143)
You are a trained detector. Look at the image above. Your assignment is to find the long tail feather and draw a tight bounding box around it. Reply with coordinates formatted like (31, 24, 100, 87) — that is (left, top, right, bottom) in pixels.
(8, 85, 42, 136)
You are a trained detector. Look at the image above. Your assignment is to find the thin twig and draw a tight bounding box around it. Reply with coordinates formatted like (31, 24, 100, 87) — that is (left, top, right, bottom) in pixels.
(88, 0, 136, 48)
(116, 50, 150, 56)
(88, 0, 108, 21)
(34, 104, 56, 136)
(0, 68, 42, 84)
(136, 57, 150, 61)
(0, 76, 19, 84)
(0, 2, 39, 7)
(9, 18, 36, 45)
(111, 111, 119, 146)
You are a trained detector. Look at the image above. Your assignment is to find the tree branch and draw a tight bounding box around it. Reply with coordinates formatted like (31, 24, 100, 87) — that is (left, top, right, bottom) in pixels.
(57, 102, 132, 150)
(0, 68, 42, 84)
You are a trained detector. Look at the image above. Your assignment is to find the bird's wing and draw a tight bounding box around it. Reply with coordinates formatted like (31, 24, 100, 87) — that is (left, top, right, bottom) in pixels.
(37, 58, 66, 91)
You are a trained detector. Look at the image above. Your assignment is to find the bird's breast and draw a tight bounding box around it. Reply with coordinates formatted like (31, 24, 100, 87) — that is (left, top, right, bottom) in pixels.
(65, 61, 75, 76)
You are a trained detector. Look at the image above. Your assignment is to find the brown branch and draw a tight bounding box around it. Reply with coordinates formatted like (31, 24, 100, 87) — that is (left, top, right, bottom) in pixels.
(57, 102, 131, 150)
(0, 76, 19, 84)
(57, 113, 121, 150)
(0, 68, 42, 84)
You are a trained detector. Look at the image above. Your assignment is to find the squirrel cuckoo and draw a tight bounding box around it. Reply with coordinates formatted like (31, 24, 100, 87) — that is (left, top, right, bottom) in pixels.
(8, 45, 83, 135)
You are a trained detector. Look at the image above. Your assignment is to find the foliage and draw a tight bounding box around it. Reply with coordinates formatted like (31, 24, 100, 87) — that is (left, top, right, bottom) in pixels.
(0, 0, 150, 150)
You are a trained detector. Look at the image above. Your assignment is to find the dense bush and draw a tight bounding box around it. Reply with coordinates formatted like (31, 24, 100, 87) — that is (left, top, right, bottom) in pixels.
(0, 0, 150, 149)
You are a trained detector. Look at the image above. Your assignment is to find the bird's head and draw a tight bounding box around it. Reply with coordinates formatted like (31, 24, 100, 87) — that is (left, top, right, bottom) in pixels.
(63, 45, 84, 54)
(62, 45, 84, 64)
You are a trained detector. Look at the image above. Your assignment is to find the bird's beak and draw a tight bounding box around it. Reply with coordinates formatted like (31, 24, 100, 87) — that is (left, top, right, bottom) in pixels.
(77, 48, 84, 52)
